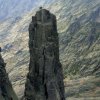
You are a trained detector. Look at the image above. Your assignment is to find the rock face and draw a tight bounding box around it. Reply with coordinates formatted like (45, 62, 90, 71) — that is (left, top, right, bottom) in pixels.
(0, 47, 18, 100)
(24, 8, 65, 100)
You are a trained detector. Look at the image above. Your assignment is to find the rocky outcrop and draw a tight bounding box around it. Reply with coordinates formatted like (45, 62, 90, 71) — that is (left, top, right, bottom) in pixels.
(0, 47, 18, 100)
(24, 8, 65, 100)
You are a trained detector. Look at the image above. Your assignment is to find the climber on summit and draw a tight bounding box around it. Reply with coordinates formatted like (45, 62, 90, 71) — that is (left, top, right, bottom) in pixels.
(40, 6, 43, 10)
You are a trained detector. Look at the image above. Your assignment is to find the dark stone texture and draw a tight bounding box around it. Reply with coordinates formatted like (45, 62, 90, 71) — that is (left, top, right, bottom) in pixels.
(24, 8, 65, 100)
(0, 47, 18, 100)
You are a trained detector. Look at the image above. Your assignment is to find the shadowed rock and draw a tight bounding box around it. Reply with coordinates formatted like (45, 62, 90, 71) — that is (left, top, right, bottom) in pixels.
(0, 47, 18, 100)
(24, 8, 65, 100)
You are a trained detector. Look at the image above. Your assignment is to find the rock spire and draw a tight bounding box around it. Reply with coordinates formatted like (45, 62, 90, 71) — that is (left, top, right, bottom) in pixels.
(0, 47, 18, 100)
(24, 8, 65, 100)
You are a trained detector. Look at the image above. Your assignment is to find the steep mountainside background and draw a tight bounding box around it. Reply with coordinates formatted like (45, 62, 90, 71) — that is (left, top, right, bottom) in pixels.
(0, 0, 100, 99)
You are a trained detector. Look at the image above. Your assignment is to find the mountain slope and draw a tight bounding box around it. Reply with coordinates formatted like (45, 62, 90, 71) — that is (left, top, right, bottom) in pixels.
(0, 0, 53, 20)
(0, 0, 100, 99)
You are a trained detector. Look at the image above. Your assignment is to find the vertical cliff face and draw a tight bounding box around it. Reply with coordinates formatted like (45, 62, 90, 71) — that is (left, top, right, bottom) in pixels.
(24, 8, 65, 100)
(0, 48, 18, 100)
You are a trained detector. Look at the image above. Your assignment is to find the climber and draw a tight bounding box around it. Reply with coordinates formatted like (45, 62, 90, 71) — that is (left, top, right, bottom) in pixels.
(40, 6, 43, 10)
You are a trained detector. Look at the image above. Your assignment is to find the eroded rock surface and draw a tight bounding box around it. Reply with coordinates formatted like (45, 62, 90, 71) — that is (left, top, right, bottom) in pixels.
(24, 8, 65, 100)
(0, 47, 18, 100)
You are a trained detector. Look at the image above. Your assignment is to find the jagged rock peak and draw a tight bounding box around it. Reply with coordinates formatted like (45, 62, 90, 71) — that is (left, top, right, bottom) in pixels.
(24, 8, 65, 100)
(0, 47, 18, 100)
